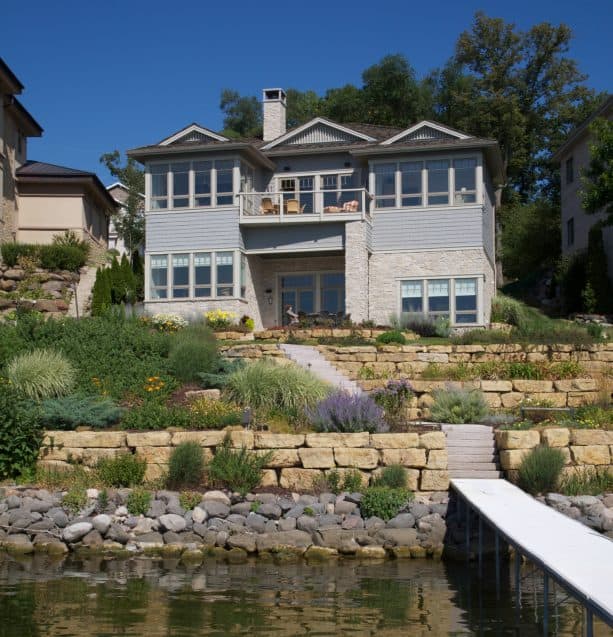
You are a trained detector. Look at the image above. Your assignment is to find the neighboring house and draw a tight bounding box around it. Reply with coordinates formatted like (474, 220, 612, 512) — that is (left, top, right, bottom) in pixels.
(554, 95, 613, 281)
(0, 58, 43, 244)
(1, 58, 115, 263)
(15, 161, 115, 263)
(128, 88, 502, 329)
(106, 181, 144, 257)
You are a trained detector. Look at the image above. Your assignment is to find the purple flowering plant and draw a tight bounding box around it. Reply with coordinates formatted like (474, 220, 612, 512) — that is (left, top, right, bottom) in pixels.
(372, 379, 414, 430)
(306, 391, 388, 433)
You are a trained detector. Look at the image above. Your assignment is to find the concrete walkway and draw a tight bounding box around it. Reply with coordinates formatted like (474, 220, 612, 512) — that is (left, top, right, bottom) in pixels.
(442, 424, 502, 479)
(280, 344, 362, 395)
(67, 266, 97, 318)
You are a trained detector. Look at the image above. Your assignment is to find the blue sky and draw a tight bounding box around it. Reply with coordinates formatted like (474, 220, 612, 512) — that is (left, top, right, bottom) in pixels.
(3, 0, 612, 184)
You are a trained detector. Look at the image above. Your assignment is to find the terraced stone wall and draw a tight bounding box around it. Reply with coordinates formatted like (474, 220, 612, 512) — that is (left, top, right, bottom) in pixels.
(495, 428, 613, 481)
(38, 430, 449, 493)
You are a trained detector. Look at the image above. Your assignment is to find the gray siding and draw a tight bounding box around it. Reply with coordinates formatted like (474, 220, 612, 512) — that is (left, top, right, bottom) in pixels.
(372, 207, 483, 252)
(242, 223, 345, 253)
(146, 209, 241, 252)
(269, 153, 360, 175)
(483, 165, 495, 264)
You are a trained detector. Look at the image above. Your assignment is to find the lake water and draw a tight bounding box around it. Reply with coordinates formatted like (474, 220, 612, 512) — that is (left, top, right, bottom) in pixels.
(0, 554, 610, 636)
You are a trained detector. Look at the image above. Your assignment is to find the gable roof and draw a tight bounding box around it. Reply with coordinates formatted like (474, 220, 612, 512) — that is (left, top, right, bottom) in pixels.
(381, 121, 471, 145)
(17, 161, 118, 211)
(552, 95, 613, 162)
(4, 96, 43, 137)
(261, 117, 377, 150)
(0, 57, 24, 95)
(159, 123, 229, 146)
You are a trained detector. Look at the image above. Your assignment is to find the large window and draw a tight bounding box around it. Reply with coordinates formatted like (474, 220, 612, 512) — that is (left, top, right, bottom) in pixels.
(373, 157, 478, 209)
(216, 252, 234, 296)
(567, 218, 575, 247)
(194, 253, 211, 297)
(148, 251, 240, 300)
(400, 277, 479, 325)
(565, 157, 574, 184)
(150, 255, 168, 299)
(149, 159, 235, 210)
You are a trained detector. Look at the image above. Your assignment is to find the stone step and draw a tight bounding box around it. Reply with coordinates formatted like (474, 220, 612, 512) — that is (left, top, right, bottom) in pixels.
(445, 434, 494, 441)
(446, 454, 498, 463)
(441, 425, 493, 432)
(446, 440, 496, 448)
(448, 462, 499, 471)
(449, 469, 502, 480)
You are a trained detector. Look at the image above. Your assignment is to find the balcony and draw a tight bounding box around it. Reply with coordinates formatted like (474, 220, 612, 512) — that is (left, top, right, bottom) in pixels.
(238, 189, 370, 224)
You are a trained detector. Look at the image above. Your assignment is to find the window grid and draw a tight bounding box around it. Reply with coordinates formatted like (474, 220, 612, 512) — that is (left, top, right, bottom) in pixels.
(400, 277, 479, 325)
(148, 251, 242, 300)
(148, 159, 237, 210)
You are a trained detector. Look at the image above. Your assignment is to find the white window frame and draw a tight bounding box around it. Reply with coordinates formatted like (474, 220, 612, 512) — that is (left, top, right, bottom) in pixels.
(399, 275, 482, 326)
(369, 153, 483, 212)
(146, 250, 244, 301)
(146, 158, 239, 212)
(272, 170, 356, 212)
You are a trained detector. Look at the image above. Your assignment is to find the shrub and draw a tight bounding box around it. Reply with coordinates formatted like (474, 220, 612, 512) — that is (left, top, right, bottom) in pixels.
(360, 486, 413, 521)
(491, 294, 526, 327)
(91, 267, 112, 316)
(39, 395, 123, 430)
(52, 230, 90, 254)
(373, 465, 407, 489)
(0, 379, 42, 479)
(306, 391, 387, 433)
(120, 400, 192, 430)
(149, 313, 188, 332)
(199, 358, 245, 389)
(7, 348, 76, 400)
(205, 309, 237, 331)
(560, 467, 613, 496)
(341, 469, 364, 493)
(517, 445, 565, 495)
(96, 454, 146, 487)
(240, 315, 255, 332)
(62, 487, 88, 514)
(224, 359, 330, 420)
(126, 488, 152, 515)
(0, 242, 39, 267)
(189, 398, 243, 429)
(168, 442, 205, 488)
(376, 330, 406, 345)
(372, 379, 413, 430)
(401, 315, 438, 337)
(168, 322, 219, 383)
(179, 491, 202, 510)
(430, 387, 489, 424)
(435, 317, 451, 338)
(39, 244, 88, 271)
(206, 435, 272, 496)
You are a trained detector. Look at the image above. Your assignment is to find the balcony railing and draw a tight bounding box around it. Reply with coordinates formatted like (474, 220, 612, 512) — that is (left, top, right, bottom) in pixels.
(238, 189, 369, 222)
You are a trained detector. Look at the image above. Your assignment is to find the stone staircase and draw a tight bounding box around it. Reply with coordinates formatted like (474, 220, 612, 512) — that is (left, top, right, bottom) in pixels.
(280, 344, 362, 395)
(67, 266, 97, 318)
(442, 424, 502, 479)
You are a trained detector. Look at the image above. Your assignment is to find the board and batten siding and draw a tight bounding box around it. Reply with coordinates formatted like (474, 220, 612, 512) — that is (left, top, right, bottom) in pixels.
(371, 207, 483, 252)
(242, 223, 345, 253)
(146, 209, 241, 252)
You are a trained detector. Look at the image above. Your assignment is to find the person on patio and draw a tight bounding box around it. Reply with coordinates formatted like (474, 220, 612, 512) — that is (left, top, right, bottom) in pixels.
(285, 304, 299, 325)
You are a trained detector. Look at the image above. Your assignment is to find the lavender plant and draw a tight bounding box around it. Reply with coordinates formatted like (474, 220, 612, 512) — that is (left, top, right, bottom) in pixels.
(372, 379, 414, 430)
(306, 391, 387, 433)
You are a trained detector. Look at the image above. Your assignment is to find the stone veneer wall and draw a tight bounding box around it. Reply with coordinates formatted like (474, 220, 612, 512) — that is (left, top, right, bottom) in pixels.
(38, 430, 449, 493)
(495, 428, 613, 481)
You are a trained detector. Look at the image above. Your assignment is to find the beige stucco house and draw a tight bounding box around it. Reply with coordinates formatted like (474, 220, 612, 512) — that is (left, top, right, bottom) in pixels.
(1, 57, 116, 263)
(554, 95, 613, 280)
(0, 58, 43, 243)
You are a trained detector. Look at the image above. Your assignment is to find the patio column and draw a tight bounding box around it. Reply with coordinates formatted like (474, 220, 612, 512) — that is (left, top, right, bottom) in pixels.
(345, 220, 369, 323)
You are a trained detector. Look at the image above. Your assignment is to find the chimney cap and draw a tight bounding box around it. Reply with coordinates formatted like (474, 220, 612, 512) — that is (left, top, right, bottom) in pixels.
(263, 88, 287, 103)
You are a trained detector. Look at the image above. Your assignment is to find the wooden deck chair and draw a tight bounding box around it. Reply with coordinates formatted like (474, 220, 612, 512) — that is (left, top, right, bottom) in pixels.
(261, 197, 276, 214)
(285, 199, 302, 214)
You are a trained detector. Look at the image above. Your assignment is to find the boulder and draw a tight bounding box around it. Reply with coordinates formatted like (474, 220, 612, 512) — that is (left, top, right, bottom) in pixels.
(201, 490, 232, 506)
(203, 501, 230, 518)
(375, 528, 418, 546)
(227, 533, 257, 553)
(255, 530, 312, 553)
(63, 522, 93, 543)
(106, 524, 129, 544)
(159, 514, 187, 533)
(387, 513, 415, 529)
(92, 514, 112, 535)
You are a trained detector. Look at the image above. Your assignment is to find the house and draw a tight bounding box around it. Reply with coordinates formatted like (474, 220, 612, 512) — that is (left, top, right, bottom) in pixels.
(553, 95, 613, 281)
(1, 58, 115, 263)
(0, 58, 43, 244)
(128, 88, 503, 330)
(106, 181, 145, 257)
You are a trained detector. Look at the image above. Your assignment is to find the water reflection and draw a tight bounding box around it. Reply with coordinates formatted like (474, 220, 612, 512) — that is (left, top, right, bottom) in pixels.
(0, 554, 609, 636)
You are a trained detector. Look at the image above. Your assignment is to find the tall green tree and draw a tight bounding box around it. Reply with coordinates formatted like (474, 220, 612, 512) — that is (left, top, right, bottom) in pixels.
(581, 117, 613, 223)
(286, 89, 323, 128)
(220, 89, 262, 138)
(99, 151, 145, 258)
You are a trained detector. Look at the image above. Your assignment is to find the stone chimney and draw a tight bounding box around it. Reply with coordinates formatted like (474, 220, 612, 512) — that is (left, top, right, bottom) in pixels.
(262, 88, 287, 142)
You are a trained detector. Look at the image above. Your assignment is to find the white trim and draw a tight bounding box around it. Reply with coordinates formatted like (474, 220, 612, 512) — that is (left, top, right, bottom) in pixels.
(159, 124, 228, 146)
(381, 120, 471, 145)
(261, 117, 376, 150)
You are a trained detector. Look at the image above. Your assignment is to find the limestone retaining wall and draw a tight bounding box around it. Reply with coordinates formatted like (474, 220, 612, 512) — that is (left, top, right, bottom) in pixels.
(495, 428, 613, 481)
(38, 430, 449, 493)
